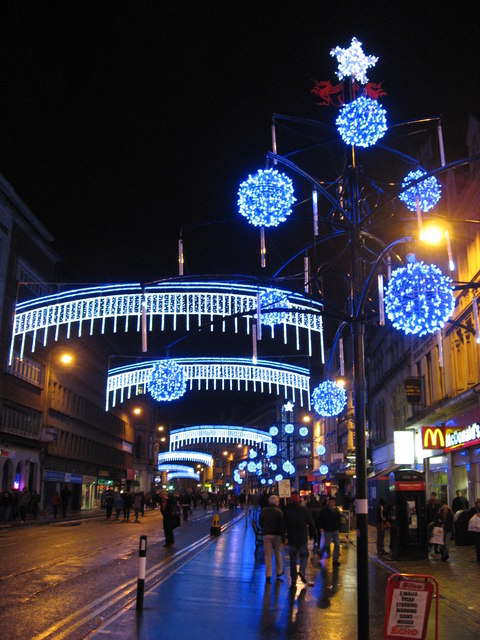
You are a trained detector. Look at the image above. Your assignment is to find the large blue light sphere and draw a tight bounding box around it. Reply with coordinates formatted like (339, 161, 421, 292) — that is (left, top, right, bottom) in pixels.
(384, 261, 455, 336)
(311, 380, 347, 417)
(237, 168, 296, 227)
(399, 169, 442, 212)
(260, 289, 292, 327)
(336, 96, 387, 147)
(147, 360, 187, 402)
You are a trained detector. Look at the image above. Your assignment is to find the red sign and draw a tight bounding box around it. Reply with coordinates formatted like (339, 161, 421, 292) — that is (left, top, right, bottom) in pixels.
(126, 469, 136, 480)
(385, 577, 434, 639)
(0, 448, 9, 457)
(393, 482, 426, 492)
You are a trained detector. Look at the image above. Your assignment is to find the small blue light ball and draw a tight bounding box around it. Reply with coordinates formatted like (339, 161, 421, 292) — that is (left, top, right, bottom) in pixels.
(147, 360, 187, 402)
(238, 168, 296, 227)
(399, 169, 442, 212)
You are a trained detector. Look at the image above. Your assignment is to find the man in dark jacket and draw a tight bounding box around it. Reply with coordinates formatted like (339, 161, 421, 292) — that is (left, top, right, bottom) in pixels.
(282, 492, 315, 585)
(259, 494, 284, 583)
(319, 496, 342, 565)
(452, 490, 469, 513)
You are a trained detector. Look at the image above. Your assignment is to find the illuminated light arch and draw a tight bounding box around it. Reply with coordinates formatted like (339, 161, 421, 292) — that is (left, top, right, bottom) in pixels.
(9, 279, 324, 362)
(169, 425, 272, 451)
(157, 464, 195, 474)
(167, 471, 200, 482)
(157, 451, 213, 467)
(106, 357, 311, 410)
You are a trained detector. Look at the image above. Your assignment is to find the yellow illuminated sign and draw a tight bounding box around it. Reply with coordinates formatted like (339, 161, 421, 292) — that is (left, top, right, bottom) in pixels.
(422, 426, 445, 450)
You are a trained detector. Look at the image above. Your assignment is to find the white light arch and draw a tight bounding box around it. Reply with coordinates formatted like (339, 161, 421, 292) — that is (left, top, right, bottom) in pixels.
(10, 279, 324, 362)
(106, 357, 311, 410)
(157, 451, 213, 467)
(169, 425, 272, 451)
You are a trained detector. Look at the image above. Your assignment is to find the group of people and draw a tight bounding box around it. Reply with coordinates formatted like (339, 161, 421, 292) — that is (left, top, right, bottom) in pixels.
(258, 492, 343, 586)
(0, 487, 41, 522)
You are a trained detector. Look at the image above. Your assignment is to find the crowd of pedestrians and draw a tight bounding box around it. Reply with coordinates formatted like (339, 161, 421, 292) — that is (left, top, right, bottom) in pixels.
(0, 487, 41, 523)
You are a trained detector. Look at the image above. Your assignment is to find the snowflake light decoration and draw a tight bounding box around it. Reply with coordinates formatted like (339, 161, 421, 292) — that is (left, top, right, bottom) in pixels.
(237, 168, 296, 227)
(299, 426, 309, 437)
(316, 444, 326, 456)
(330, 37, 378, 84)
(319, 464, 329, 475)
(285, 423, 295, 434)
(336, 96, 387, 147)
(311, 380, 347, 417)
(384, 261, 455, 336)
(260, 288, 292, 327)
(398, 169, 442, 213)
(147, 360, 187, 402)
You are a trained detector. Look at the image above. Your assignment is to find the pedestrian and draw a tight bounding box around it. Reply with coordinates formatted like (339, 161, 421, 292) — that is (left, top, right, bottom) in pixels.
(160, 491, 178, 547)
(426, 491, 441, 553)
(114, 492, 123, 520)
(467, 498, 480, 563)
(133, 493, 142, 522)
(452, 490, 469, 513)
(282, 491, 315, 585)
(31, 490, 40, 519)
(180, 491, 191, 522)
(19, 487, 31, 524)
(259, 494, 284, 583)
(319, 496, 342, 565)
(306, 493, 322, 551)
(434, 501, 454, 561)
(60, 485, 71, 517)
(104, 490, 114, 519)
(51, 492, 61, 519)
(123, 491, 133, 521)
(376, 497, 388, 556)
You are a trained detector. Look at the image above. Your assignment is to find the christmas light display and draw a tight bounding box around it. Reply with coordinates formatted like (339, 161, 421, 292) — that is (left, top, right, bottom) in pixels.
(319, 464, 329, 475)
(169, 425, 271, 450)
(398, 169, 442, 212)
(247, 461, 257, 473)
(282, 460, 295, 475)
(248, 449, 258, 459)
(269, 425, 279, 436)
(157, 464, 195, 474)
(299, 426, 309, 437)
(9, 280, 324, 362)
(260, 289, 292, 327)
(384, 261, 455, 336)
(167, 471, 200, 481)
(275, 474, 284, 482)
(331, 37, 378, 84)
(311, 380, 347, 417)
(285, 423, 295, 434)
(336, 96, 387, 148)
(266, 443, 278, 457)
(316, 444, 326, 456)
(147, 360, 187, 402)
(157, 451, 213, 467)
(237, 168, 296, 228)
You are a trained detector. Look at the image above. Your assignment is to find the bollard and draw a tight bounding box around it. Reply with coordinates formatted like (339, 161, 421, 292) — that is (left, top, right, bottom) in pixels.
(210, 513, 221, 536)
(136, 535, 148, 611)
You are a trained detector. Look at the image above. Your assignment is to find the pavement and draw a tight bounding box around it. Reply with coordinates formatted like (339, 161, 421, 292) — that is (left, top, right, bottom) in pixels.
(81, 509, 479, 640)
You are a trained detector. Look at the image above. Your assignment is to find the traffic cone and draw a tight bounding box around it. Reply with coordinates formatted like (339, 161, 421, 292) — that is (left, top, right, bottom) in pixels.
(210, 513, 221, 536)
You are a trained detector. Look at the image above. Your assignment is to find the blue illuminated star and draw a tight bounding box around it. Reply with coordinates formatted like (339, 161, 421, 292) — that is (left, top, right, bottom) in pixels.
(330, 37, 378, 84)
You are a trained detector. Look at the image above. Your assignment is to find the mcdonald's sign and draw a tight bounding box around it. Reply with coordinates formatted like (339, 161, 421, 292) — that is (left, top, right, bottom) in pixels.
(422, 426, 446, 450)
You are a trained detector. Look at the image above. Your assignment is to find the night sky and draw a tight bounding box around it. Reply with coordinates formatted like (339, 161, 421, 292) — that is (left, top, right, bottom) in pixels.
(2, 2, 480, 286)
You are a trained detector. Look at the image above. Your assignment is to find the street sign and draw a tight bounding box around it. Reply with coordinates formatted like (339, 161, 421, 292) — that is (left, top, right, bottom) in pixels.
(384, 574, 438, 640)
(277, 479, 291, 499)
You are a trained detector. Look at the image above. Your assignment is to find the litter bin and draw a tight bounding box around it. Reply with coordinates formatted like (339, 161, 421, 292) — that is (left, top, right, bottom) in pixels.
(388, 469, 428, 560)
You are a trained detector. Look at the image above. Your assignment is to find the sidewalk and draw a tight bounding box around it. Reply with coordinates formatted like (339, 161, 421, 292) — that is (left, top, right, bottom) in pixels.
(0, 507, 107, 529)
(90, 514, 480, 640)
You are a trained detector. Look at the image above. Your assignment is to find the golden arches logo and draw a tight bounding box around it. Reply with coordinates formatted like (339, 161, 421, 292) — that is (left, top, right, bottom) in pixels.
(422, 427, 445, 450)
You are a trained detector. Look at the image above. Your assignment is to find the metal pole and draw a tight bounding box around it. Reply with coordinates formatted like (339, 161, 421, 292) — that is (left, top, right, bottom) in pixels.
(136, 535, 148, 611)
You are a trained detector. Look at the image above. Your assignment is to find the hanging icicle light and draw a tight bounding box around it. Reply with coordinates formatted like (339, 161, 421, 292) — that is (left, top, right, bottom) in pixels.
(237, 168, 296, 227)
(260, 288, 292, 327)
(398, 169, 442, 213)
(311, 380, 347, 417)
(147, 360, 187, 402)
(384, 261, 455, 337)
(336, 95, 387, 148)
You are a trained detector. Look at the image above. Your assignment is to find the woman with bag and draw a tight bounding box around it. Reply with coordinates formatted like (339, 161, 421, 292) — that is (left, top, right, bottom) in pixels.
(433, 501, 454, 561)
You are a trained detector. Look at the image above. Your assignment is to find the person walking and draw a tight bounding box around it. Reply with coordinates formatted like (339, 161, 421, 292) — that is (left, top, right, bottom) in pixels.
(160, 491, 177, 547)
(60, 485, 71, 518)
(259, 494, 284, 583)
(426, 491, 441, 553)
(282, 491, 315, 585)
(319, 496, 342, 565)
(376, 497, 388, 556)
(114, 492, 123, 520)
(19, 487, 31, 524)
(104, 490, 114, 519)
(452, 490, 469, 513)
(306, 493, 322, 551)
(180, 491, 191, 522)
(434, 501, 454, 561)
(31, 490, 40, 519)
(133, 492, 142, 522)
(51, 492, 61, 519)
(467, 498, 480, 563)
(123, 491, 133, 521)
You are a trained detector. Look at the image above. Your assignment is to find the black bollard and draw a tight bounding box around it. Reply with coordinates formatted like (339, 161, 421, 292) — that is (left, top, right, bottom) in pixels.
(136, 535, 148, 611)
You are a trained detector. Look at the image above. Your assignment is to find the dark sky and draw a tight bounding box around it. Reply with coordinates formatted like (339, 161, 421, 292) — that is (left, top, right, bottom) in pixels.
(1, 2, 480, 286)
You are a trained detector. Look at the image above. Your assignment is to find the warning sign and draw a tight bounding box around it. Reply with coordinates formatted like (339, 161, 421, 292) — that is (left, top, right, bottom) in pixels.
(385, 579, 433, 639)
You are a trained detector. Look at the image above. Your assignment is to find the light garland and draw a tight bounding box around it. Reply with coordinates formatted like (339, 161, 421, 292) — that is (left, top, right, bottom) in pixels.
(237, 168, 296, 228)
(336, 96, 387, 148)
(330, 37, 378, 84)
(384, 261, 455, 336)
(147, 360, 187, 402)
(398, 169, 442, 212)
(311, 380, 347, 417)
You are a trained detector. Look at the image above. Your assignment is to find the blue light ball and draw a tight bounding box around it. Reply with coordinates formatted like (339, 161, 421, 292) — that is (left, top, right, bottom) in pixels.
(399, 169, 442, 212)
(260, 288, 292, 327)
(311, 381, 347, 417)
(147, 360, 187, 402)
(336, 96, 387, 147)
(238, 168, 296, 227)
(384, 261, 455, 336)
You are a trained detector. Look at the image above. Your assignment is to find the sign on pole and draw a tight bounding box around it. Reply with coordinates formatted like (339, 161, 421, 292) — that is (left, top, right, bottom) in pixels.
(384, 574, 438, 640)
(277, 479, 291, 499)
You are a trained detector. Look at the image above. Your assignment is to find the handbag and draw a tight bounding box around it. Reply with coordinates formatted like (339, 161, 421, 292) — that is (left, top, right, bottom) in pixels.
(430, 525, 444, 545)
